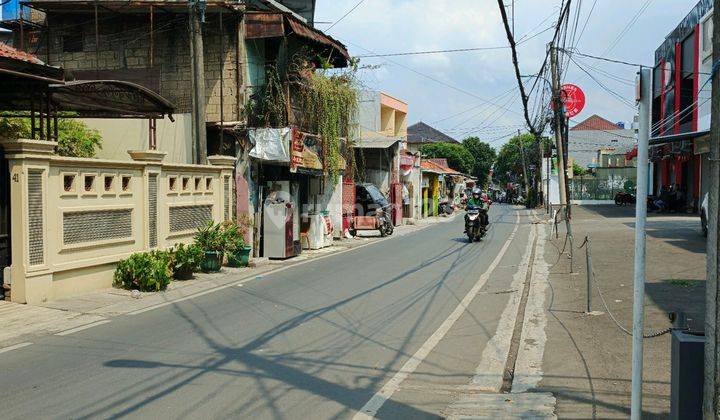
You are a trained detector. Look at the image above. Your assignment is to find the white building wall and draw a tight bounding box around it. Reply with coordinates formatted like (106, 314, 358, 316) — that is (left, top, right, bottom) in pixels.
(83, 114, 193, 164)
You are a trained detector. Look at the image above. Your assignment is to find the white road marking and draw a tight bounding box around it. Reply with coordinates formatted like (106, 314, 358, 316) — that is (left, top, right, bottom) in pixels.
(512, 222, 550, 393)
(55, 320, 111, 336)
(353, 211, 522, 420)
(127, 284, 238, 315)
(0, 342, 33, 354)
(471, 223, 536, 391)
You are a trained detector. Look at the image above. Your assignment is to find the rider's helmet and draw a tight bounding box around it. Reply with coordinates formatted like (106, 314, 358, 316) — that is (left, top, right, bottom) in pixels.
(472, 188, 482, 199)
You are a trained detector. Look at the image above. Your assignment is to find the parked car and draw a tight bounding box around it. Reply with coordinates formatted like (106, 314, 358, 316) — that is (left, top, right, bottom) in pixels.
(701, 192, 708, 237)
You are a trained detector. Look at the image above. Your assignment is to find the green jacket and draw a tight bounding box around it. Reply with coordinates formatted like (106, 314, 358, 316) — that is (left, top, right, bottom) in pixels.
(467, 198, 488, 210)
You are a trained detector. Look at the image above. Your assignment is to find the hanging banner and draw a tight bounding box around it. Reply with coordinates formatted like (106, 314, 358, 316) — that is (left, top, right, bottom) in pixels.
(290, 128, 304, 173)
(249, 127, 291, 162)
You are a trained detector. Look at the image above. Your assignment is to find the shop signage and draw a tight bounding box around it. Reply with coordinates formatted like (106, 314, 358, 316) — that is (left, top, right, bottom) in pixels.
(551, 84, 586, 118)
(301, 134, 323, 170)
(400, 154, 415, 171)
(290, 128, 304, 173)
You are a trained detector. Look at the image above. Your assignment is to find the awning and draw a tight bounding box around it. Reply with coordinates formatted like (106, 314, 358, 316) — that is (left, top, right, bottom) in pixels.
(649, 129, 710, 146)
(245, 12, 350, 68)
(354, 136, 401, 149)
(284, 16, 349, 66)
(48, 80, 174, 119)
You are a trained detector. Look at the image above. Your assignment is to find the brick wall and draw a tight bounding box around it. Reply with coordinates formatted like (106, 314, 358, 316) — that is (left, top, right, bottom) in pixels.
(39, 11, 243, 122)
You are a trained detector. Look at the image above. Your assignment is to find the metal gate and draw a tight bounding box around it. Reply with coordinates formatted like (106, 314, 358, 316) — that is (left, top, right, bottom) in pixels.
(0, 147, 10, 296)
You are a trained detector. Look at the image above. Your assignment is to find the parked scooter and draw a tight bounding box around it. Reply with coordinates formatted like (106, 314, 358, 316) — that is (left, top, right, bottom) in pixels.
(614, 191, 636, 206)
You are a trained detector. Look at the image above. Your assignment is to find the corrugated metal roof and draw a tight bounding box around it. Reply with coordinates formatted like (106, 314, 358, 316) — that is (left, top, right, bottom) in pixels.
(355, 136, 401, 149)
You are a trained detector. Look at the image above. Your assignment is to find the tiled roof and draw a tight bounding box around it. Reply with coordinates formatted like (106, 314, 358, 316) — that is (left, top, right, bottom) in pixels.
(407, 121, 459, 144)
(570, 114, 622, 131)
(0, 43, 44, 65)
(426, 158, 449, 167)
(421, 159, 461, 175)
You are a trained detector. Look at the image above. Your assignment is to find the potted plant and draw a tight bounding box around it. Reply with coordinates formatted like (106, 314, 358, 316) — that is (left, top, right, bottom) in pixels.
(194, 221, 225, 272)
(223, 218, 252, 267)
(169, 243, 203, 280)
(114, 250, 172, 292)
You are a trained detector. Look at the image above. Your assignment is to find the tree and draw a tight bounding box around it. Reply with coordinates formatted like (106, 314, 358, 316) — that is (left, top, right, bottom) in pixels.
(494, 133, 552, 187)
(0, 116, 102, 158)
(572, 162, 587, 177)
(419, 142, 474, 174)
(462, 137, 496, 187)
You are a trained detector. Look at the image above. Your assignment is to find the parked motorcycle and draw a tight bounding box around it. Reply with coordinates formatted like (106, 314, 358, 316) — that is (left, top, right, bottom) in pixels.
(465, 205, 487, 242)
(614, 191, 636, 206)
(438, 200, 454, 215)
(349, 184, 394, 237)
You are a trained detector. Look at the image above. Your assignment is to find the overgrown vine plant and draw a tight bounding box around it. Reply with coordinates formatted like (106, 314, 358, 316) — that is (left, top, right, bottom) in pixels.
(297, 61, 358, 182)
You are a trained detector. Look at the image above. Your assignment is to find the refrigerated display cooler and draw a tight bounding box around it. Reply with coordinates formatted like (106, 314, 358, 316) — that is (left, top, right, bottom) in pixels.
(263, 201, 295, 259)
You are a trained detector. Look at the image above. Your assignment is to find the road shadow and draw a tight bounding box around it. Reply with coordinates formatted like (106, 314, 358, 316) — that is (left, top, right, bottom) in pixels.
(646, 280, 706, 333)
(78, 209, 525, 419)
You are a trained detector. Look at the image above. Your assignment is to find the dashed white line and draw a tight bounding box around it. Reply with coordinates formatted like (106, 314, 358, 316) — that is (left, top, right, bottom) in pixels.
(0, 342, 33, 354)
(55, 320, 111, 336)
(352, 211, 522, 420)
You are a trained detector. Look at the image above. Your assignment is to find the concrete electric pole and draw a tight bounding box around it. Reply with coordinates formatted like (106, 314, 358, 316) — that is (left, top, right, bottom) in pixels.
(630, 66, 651, 420)
(518, 130, 531, 202)
(704, 1, 720, 417)
(189, 0, 207, 164)
(550, 45, 568, 211)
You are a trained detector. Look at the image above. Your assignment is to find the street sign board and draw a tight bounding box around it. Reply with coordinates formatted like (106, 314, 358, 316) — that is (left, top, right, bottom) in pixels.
(559, 84, 585, 118)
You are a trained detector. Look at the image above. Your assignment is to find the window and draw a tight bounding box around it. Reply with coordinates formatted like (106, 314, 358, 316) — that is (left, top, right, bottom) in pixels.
(702, 15, 713, 57)
(63, 174, 76, 193)
(63, 28, 84, 53)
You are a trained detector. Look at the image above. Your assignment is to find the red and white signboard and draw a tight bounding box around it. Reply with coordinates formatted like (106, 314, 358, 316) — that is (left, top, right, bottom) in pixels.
(559, 84, 585, 118)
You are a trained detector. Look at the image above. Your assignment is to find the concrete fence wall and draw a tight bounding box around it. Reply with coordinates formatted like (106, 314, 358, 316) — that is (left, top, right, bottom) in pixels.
(1, 139, 235, 304)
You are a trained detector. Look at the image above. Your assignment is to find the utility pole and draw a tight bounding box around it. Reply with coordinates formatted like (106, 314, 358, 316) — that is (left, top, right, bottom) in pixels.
(189, 0, 207, 164)
(517, 129, 530, 201)
(630, 66, 651, 420)
(704, 1, 720, 416)
(550, 44, 568, 211)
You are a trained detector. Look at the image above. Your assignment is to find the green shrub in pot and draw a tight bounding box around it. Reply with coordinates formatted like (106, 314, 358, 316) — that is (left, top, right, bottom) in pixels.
(169, 243, 203, 280)
(222, 221, 252, 267)
(194, 221, 225, 272)
(114, 250, 172, 292)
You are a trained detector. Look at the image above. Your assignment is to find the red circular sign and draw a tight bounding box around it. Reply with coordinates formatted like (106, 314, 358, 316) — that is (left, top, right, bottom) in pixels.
(559, 84, 585, 118)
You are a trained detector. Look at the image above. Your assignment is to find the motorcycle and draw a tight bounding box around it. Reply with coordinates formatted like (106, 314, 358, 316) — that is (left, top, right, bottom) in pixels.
(465, 205, 487, 242)
(614, 191, 636, 206)
(349, 184, 394, 237)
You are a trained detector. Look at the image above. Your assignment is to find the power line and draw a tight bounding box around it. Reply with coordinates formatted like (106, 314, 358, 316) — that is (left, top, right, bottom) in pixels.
(560, 48, 649, 67)
(355, 23, 556, 58)
(569, 55, 636, 109)
(602, 0, 653, 55)
(340, 38, 526, 118)
(572, 0, 597, 50)
(325, 0, 366, 31)
(356, 45, 509, 58)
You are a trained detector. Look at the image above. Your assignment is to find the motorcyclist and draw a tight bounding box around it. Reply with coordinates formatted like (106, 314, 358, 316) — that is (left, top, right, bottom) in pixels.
(465, 188, 490, 229)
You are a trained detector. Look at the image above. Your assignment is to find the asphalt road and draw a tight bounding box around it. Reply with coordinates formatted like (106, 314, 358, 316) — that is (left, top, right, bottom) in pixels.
(1, 204, 534, 419)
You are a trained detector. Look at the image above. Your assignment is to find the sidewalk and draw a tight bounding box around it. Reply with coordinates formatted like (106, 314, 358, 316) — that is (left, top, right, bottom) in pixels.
(0, 214, 458, 349)
(537, 205, 705, 418)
